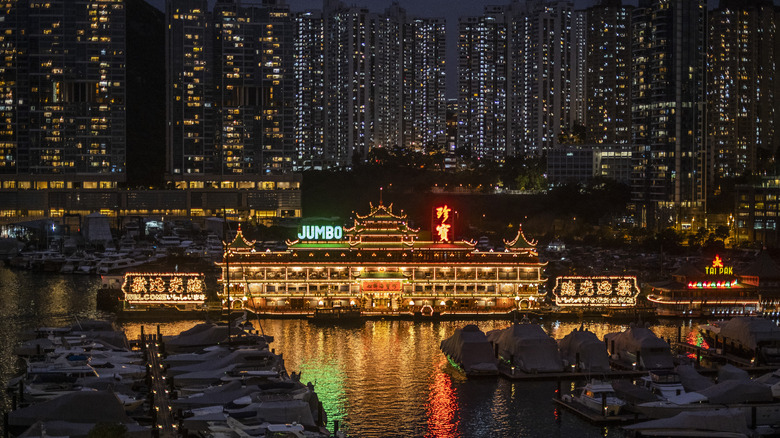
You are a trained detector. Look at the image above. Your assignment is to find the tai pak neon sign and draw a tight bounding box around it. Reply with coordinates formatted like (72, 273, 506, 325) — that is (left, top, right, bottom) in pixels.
(705, 255, 733, 275)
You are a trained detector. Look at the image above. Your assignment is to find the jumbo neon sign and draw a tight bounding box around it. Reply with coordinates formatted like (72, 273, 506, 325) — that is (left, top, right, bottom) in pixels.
(297, 225, 343, 240)
(433, 205, 453, 242)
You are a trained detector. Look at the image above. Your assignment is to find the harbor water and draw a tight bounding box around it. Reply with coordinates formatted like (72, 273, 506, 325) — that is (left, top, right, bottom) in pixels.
(0, 267, 700, 437)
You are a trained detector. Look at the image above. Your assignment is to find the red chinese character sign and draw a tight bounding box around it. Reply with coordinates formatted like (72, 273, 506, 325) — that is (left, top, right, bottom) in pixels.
(433, 205, 454, 242)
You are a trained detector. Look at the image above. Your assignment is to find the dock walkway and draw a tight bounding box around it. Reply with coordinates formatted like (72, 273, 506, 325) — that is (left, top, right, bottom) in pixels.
(144, 334, 176, 438)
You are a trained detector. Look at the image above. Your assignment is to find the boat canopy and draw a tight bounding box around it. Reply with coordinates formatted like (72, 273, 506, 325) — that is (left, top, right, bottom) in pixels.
(8, 391, 132, 427)
(558, 327, 610, 372)
(624, 409, 751, 435)
(674, 365, 714, 392)
(487, 322, 563, 372)
(717, 363, 750, 382)
(697, 379, 773, 404)
(604, 327, 674, 370)
(440, 324, 498, 371)
(718, 317, 780, 350)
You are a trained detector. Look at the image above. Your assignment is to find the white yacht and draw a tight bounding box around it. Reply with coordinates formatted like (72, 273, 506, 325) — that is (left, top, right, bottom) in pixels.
(565, 380, 626, 416)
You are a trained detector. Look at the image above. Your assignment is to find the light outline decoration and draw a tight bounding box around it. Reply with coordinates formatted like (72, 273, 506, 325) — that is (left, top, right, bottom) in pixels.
(552, 276, 640, 307)
(121, 272, 206, 304)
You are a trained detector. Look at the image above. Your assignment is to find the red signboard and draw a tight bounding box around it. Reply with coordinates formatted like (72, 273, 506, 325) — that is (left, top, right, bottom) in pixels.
(432, 204, 455, 242)
(361, 280, 402, 292)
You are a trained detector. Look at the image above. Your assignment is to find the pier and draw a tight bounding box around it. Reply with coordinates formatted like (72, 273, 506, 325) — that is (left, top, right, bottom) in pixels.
(142, 329, 176, 438)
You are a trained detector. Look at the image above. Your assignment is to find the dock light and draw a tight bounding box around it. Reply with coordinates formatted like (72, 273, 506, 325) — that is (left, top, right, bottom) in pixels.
(409, 300, 415, 306)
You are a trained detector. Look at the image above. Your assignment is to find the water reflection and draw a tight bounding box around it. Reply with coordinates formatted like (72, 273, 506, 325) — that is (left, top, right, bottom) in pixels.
(1, 268, 711, 437)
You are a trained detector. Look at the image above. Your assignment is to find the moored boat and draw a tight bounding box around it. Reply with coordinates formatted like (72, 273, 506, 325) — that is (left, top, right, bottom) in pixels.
(440, 324, 498, 377)
(487, 321, 563, 373)
(563, 380, 626, 416)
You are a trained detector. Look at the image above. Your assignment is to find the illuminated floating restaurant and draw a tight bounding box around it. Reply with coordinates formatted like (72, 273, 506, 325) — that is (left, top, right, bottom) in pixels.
(217, 202, 546, 314)
(646, 253, 780, 317)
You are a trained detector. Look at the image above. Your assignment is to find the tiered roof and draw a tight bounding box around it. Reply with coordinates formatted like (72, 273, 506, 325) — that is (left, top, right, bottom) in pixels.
(344, 202, 419, 248)
(224, 225, 256, 254)
(503, 226, 538, 253)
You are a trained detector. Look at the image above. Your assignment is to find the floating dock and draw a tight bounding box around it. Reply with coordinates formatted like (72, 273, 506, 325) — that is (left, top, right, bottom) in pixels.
(552, 397, 646, 425)
(498, 362, 647, 381)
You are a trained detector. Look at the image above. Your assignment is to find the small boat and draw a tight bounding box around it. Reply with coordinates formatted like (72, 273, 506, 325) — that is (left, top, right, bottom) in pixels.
(558, 326, 610, 372)
(563, 380, 626, 416)
(637, 370, 686, 399)
(604, 324, 674, 370)
(700, 317, 780, 365)
(308, 306, 362, 324)
(440, 324, 498, 377)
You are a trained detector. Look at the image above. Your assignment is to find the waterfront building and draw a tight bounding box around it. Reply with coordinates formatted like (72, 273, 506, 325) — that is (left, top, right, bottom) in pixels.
(546, 146, 633, 185)
(631, 0, 706, 228)
(584, 0, 632, 145)
(0, 0, 126, 188)
(707, 0, 780, 185)
(734, 178, 780, 247)
(218, 202, 546, 314)
(646, 253, 780, 317)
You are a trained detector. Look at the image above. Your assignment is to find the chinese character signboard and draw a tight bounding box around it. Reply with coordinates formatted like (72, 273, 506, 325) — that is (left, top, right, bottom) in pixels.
(361, 280, 403, 292)
(122, 272, 207, 304)
(432, 205, 454, 242)
(552, 276, 639, 307)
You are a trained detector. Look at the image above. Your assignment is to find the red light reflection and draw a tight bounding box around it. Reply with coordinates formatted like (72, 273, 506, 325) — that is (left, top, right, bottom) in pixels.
(426, 364, 459, 438)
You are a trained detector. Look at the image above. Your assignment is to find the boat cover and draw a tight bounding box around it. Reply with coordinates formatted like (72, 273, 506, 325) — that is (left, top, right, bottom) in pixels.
(718, 317, 780, 350)
(253, 400, 315, 426)
(169, 348, 276, 375)
(165, 323, 263, 352)
(604, 327, 674, 370)
(697, 379, 773, 404)
(172, 381, 258, 409)
(624, 408, 751, 435)
(17, 421, 150, 438)
(8, 391, 132, 426)
(718, 363, 750, 382)
(675, 365, 714, 392)
(558, 328, 610, 372)
(486, 323, 563, 372)
(440, 325, 498, 372)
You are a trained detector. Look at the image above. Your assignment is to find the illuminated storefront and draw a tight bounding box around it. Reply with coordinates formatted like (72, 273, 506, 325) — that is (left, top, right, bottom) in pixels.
(217, 202, 546, 313)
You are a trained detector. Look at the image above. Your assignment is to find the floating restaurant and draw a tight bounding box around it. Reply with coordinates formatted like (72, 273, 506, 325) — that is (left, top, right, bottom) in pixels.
(646, 253, 780, 317)
(217, 202, 546, 314)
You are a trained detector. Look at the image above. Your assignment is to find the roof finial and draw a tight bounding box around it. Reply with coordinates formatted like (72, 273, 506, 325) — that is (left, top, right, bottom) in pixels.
(379, 187, 383, 206)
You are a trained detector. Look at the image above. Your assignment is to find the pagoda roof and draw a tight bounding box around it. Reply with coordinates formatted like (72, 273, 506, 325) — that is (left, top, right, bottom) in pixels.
(354, 202, 407, 220)
(742, 251, 780, 279)
(503, 226, 537, 250)
(225, 225, 255, 252)
(672, 262, 704, 278)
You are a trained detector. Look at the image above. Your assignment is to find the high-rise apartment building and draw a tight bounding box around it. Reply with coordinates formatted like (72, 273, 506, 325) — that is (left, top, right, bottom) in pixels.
(213, 0, 295, 176)
(457, 8, 508, 160)
(631, 0, 706, 224)
(400, 16, 447, 152)
(165, 0, 214, 179)
(0, 0, 126, 187)
(293, 11, 325, 170)
(459, 1, 576, 159)
(707, 0, 780, 185)
(585, 0, 632, 145)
